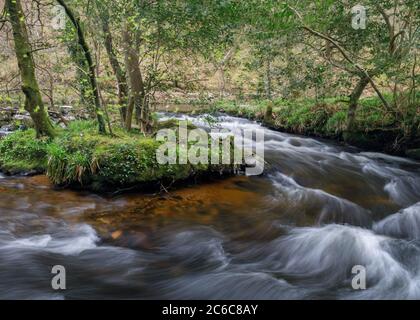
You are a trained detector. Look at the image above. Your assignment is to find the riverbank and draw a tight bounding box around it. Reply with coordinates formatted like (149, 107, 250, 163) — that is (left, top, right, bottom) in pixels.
(206, 97, 419, 160)
(0, 119, 240, 192)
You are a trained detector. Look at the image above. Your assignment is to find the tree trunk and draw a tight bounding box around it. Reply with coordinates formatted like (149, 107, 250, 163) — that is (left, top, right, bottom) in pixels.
(346, 76, 370, 132)
(264, 59, 272, 100)
(65, 28, 93, 111)
(122, 24, 145, 132)
(6, 0, 55, 138)
(216, 41, 240, 98)
(218, 68, 226, 98)
(57, 0, 106, 134)
(100, 12, 128, 125)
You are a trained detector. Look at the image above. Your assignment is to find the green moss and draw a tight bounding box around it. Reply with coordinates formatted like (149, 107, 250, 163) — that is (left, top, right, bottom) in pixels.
(92, 139, 162, 186)
(214, 100, 266, 120)
(155, 119, 197, 132)
(0, 129, 49, 174)
(1, 119, 239, 191)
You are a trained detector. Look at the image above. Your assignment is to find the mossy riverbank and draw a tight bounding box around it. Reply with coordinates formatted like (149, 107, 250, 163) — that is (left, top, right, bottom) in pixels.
(210, 97, 419, 159)
(0, 120, 240, 192)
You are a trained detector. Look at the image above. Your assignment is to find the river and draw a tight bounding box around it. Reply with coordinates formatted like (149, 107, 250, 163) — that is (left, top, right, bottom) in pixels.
(0, 114, 420, 299)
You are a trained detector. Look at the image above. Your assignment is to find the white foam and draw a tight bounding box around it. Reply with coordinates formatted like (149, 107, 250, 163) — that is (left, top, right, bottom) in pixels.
(265, 224, 420, 299)
(1, 224, 99, 256)
(270, 172, 371, 227)
(374, 202, 420, 240)
(384, 177, 420, 207)
(360, 152, 419, 164)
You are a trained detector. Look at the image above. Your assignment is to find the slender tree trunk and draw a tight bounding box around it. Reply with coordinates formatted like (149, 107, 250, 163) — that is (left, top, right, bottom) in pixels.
(264, 59, 272, 100)
(346, 76, 370, 133)
(65, 28, 93, 111)
(122, 24, 145, 131)
(219, 69, 226, 98)
(57, 0, 106, 134)
(100, 12, 128, 125)
(6, 0, 55, 138)
(216, 41, 240, 98)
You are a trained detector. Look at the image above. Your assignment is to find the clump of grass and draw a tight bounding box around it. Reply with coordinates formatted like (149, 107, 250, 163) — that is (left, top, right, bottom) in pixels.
(325, 111, 347, 134)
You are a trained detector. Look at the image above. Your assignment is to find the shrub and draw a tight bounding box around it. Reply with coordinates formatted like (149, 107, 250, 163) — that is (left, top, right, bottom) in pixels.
(0, 130, 49, 174)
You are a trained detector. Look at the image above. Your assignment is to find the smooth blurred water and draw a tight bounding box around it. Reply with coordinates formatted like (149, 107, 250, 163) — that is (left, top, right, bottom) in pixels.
(0, 114, 419, 299)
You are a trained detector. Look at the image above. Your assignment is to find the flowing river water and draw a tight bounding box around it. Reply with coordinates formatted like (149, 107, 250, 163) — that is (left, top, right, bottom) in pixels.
(1, 114, 420, 299)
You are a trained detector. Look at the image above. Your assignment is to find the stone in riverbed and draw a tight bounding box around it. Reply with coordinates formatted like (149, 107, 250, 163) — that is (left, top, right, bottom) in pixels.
(0, 107, 14, 125)
(0, 124, 17, 132)
(59, 105, 74, 115)
(0, 123, 17, 139)
(13, 114, 33, 127)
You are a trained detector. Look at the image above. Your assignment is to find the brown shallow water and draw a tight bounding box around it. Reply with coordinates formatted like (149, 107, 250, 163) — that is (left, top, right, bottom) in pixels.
(1, 114, 420, 299)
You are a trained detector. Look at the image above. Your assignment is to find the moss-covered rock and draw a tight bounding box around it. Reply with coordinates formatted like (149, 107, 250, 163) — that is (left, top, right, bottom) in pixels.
(0, 120, 241, 191)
